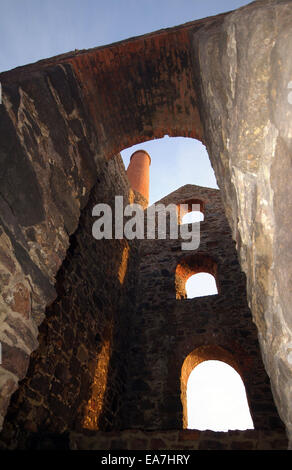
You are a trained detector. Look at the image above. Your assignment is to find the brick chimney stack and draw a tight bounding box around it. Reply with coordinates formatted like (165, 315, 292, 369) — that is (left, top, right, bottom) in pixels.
(126, 150, 151, 205)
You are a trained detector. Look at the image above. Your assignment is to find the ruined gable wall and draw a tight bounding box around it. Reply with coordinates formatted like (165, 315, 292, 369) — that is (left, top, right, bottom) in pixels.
(121, 184, 285, 436)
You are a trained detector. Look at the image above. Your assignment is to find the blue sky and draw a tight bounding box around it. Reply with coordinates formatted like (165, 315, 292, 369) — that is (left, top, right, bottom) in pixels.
(0, 0, 251, 204)
(0, 0, 251, 74)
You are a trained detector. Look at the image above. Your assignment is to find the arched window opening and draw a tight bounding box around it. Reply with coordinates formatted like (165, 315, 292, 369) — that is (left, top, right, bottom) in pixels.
(186, 360, 254, 431)
(185, 272, 218, 298)
(181, 210, 204, 224)
(175, 254, 218, 299)
(181, 346, 254, 431)
(177, 198, 205, 225)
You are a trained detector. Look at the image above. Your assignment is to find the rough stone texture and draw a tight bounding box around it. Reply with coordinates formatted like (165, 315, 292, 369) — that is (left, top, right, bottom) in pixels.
(69, 429, 288, 451)
(0, 60, 103, 427)
(119, 185, 285, 436)
(0, 155, 139, 449)
(0, 0, 291, 449)
(0, 180, 287, 450)
(1, 428, 287, 451)
(190, 0, 292, 445)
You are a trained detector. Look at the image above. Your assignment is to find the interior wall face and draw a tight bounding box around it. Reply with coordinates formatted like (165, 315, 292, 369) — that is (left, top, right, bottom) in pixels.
(0, 155, 140, 448)
(0, 179, 287, 449)
(0, 0, 291, 448)
(0, 63, 102, 430)
(121, 184, 285, 435)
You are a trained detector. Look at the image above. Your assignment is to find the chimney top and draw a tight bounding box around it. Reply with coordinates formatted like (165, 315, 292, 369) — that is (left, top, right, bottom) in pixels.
(130, 149, 151, 165)
(126, 149, 151, 206)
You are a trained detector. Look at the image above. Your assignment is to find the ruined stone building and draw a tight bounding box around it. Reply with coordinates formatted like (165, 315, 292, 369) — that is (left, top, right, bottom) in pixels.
(0, 0, 291, 450)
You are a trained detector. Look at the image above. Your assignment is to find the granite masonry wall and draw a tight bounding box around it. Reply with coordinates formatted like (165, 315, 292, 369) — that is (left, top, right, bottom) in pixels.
(0, 155, 140, 449)
(0, 183, 287, 450)
(119, 185, 286, 439)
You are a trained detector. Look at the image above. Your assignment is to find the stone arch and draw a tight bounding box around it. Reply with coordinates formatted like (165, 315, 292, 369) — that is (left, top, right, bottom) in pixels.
(180, 345, 249, 429)
(177, 198, 205, 225)
(62, 28, 204, 159)
(175, 253, 218, 299)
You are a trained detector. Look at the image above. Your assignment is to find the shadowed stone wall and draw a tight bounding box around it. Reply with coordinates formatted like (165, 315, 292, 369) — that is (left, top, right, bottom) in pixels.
(0, 155, 140, 449)
(0, 61, 103, 430)
(69, 429, 288, 451)
(120, 185, 285, 438)
(0, 183, 287, 450)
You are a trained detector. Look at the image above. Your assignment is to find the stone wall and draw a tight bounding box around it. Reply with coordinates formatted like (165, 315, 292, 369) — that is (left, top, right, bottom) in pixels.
(0, 155, 140, 449)
(190, 0, 292, 443)
(69, 429, 288, 451)
(1, 177, 287, 450)
(0, 61, 104, 429)
(120, 185, 285, 436)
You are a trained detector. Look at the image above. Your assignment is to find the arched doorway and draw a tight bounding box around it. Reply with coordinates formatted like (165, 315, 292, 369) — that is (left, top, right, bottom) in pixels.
(187, 359, 254, 431)
(180, 345, 254, 430)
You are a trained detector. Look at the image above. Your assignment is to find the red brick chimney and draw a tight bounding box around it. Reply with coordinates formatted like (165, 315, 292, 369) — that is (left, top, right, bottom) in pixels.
(126, 150, 151, 205)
